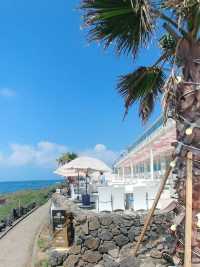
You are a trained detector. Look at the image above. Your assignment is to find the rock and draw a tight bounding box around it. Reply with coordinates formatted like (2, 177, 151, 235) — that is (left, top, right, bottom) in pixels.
(82, 222, 89, 235)
(157, 244, 164, 251)
(134, 218, 141, 227)
(122, 219, 133, 227)
(139, 258, 156, 267)
(119, 256, 139, 267)
(94, 260, 105, 267)
(119, 244, 133, 259)
(128, 228, 135, 242)
(83, 251, 102, 263)
(49, 251, 68, 266)
(75, 215, 87, 224)
(103, 254, 114, 262)
(94, 264, 104, 267)
(90, 230, 98, 237)
(135, 235, 148, 242)
(84, 236, 100, 250)
(100, 216, 113, 226)
(108, 247, 119, 258)
(63, 254, 80, 267)
(98, 229, 113, 241)
(99, 241, 117, 253)
(101, 225, 109, 229)
(89, 217, 100, 231)
(150, 224, 158, 232)
(105, 262, 119, 267)
(76, 259, 87, 267)
(76, 224, 89, 239)
(81, 246, 87, 254)
(148, 231, 158, 240)
(112, 227, 121, 236)
(145, 243, 154, 250)
(69, 245, 81, 255)
(120, 227, 128, 235)
(112, 215, 123, 226)
(0, 223, 6, 231)
(103, 254, 119, 267)
(122, 214, 134, 221)
(150, 249, 162, 259)
(139, 217, 145, 226)
(154, 216, 163, 224)
(114, 234, 129, 247)
(134, 227, 141, 236)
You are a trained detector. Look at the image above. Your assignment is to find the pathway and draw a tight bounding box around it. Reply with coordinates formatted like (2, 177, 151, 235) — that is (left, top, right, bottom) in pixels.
(0, 202, 50, 267)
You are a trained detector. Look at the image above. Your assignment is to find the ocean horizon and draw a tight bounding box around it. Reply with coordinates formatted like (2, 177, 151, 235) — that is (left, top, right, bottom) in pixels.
(0, 179, 64, 194)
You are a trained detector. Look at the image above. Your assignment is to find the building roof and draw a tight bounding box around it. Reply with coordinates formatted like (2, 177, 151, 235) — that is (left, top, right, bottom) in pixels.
(114, 116, 176, 167)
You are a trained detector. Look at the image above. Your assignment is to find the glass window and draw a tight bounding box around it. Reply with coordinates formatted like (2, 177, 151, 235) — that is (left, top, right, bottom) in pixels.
(147, 164, 150, 172)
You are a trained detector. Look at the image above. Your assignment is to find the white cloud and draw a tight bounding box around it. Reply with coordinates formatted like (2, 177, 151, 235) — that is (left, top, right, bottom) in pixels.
(0, 141, 68, 168)
(0, 88, 16, 97)
(0, 142, 119, 170)
(79, 144, 120, 166)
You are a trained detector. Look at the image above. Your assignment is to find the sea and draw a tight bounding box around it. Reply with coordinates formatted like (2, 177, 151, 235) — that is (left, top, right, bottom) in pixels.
(0, 179, 63, 194)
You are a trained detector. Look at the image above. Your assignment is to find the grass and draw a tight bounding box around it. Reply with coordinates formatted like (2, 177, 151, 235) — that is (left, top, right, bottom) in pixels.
(35, 259, 49, 267)
(37, 238, 48, 250)
(0, 186, 57, 221)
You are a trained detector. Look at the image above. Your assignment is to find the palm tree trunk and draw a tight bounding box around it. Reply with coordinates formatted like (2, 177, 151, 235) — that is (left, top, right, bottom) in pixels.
(171, 39, 200, 265)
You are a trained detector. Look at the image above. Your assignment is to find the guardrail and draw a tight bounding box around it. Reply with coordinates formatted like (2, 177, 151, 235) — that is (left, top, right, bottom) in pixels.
(0, 205, 40, 240)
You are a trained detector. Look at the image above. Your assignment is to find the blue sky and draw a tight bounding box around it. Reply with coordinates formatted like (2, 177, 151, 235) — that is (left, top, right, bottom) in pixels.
(0, 0, 161, 181)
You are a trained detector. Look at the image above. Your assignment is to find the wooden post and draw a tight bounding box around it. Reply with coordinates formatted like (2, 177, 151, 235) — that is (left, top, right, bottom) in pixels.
(18, 200, 21, 217)
(184, 151, 193, 267)
(133, 165, 172, 256)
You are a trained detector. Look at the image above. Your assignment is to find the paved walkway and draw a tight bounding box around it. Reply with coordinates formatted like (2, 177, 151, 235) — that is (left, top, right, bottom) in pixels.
(0, 202, 50, 267)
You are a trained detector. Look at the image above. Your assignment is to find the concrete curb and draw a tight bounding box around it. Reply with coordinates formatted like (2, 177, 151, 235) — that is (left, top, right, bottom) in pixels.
(30, 220, 46, 267)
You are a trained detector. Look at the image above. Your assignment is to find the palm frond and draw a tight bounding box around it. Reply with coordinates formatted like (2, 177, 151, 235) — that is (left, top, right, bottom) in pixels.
(81, 0, 155, 57)
(163, 0, 200, 38)
(117, 66, 166, 121)
(159, 33, 177, 65)
(139, 92, 154, 121)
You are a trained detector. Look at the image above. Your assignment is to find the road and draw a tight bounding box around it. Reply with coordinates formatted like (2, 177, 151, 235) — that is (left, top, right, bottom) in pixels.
(0, 202, 50, 267)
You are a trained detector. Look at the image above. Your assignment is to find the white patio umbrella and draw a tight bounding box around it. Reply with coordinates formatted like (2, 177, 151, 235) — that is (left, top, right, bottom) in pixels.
(61, 156, 112, 173)
(61, 157, 112, 195)
(54, 168, 85, 177)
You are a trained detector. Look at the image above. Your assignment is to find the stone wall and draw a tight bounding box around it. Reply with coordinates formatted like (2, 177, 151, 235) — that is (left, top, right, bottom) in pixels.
(50, 198, 173, 267)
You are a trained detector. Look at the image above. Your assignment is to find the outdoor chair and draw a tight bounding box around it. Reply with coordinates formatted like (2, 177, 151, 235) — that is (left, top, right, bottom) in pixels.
(133, 186, 147, 210)
(97, 186, 112, 212)
(111, 186, 125, 211)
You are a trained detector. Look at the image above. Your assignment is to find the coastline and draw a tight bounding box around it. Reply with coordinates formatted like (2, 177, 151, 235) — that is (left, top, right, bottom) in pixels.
(0, 179, 63, 195)
(0, 184, 58, 222)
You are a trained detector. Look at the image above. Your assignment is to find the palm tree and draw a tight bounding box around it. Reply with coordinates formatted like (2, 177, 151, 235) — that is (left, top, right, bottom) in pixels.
(80, 0, 200, 265)
(57, 152, 78, 166)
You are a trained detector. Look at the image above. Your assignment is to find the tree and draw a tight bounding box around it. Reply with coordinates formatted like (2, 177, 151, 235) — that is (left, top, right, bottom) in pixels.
(80, 0, 200, 265)
(57, 152, 78, 166)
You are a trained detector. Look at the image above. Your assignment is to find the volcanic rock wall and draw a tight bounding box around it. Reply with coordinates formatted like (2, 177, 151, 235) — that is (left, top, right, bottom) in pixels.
(50, 197, 173, 267)
(67, 212, 172, 266)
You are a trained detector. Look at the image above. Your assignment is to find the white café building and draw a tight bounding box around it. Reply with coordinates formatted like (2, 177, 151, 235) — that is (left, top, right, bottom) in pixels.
(112, 117, 176, 210)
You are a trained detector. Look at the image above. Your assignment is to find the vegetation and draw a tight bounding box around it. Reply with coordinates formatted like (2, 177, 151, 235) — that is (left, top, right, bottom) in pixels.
(80, 0, 200, 265)
(35, 259, 49, 267)
(56, 152, 78, 166)
(37, 238, 48, 250)
(0, 186, 56, 221)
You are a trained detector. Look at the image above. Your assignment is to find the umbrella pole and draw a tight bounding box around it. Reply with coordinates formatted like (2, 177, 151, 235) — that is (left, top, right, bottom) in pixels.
(86, 171, 88, 195)
(77, 170, 80, 200)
